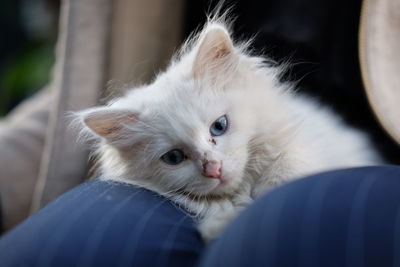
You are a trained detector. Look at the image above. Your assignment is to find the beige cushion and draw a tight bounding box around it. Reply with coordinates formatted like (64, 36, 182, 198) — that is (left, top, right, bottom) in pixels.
(359, 0, 400, 145)
(0, 89, 51, 230)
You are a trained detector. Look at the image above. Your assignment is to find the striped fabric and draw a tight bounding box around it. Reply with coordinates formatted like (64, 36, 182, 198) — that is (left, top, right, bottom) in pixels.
(199, 165, 400, 267)
(0, 180, 204, 267)
(2, 166, 400, 266)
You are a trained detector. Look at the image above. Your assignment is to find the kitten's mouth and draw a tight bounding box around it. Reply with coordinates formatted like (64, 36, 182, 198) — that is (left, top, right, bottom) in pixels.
(203, 173, 232, 187)
(173, 175, 237, 202)
(175, 186, 236, 202)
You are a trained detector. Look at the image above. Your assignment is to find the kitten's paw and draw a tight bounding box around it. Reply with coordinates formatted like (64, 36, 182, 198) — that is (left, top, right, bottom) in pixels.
(199, 211, 237, 242)
(199, 218, 228, 243)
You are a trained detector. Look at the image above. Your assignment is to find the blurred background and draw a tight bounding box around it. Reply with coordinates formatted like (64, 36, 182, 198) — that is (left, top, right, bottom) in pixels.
(0, 0, 59, 116)
(2, 0, 399, 161)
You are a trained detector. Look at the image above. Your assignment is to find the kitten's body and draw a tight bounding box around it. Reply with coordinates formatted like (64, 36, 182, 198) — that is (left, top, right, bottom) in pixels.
(76, 18, 381, 241)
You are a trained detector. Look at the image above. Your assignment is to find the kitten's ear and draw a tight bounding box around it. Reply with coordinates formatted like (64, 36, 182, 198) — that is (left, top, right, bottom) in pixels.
(192, 25, 237, 80)
(79, 107, 139, 145)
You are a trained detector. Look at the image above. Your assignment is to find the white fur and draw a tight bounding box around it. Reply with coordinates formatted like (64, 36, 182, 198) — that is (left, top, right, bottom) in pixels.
(74, 18, 382, 242)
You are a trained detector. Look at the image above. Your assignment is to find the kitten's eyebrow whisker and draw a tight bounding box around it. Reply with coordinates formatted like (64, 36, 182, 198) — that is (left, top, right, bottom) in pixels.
(131, 119, 159, 134)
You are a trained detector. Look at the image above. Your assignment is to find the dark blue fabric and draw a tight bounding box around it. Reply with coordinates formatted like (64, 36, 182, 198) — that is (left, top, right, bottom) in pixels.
(199, 165, 400, 267)
(0, 179, 204, 267)
(2, 166, 400, 267)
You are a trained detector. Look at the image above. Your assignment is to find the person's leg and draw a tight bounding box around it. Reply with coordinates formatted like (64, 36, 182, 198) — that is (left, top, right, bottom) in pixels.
(198, 166, 400, 267)
(0, 179, 204, 267)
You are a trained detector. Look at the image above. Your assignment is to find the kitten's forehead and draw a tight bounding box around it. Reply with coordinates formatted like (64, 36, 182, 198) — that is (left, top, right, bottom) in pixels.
(149, 80, 226, 145)
(113, 77, 228, 148)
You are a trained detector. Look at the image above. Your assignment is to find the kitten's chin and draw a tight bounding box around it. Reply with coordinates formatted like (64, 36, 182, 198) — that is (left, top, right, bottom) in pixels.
(206, 174, 242, 196)
(179, 179, 241, 202)
(173, 171, 244, 201)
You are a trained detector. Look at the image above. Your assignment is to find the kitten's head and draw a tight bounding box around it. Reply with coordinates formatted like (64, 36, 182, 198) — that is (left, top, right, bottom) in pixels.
(76, 21, 281, 199)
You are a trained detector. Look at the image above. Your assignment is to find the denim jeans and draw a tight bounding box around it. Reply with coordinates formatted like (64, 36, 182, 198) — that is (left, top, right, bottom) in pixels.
(1, 166, 399, 267)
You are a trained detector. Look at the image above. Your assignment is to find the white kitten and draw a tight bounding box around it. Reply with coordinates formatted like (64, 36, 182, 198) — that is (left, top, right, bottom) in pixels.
(75, 17, 382, 241)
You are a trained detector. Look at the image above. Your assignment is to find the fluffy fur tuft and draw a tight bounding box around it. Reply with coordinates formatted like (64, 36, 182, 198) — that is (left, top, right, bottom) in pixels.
(73, 16, 382, 241)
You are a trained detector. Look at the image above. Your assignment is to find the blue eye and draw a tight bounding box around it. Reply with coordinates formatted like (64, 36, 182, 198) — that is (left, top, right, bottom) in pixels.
(210, 115, 228, 136)
(161, 149, 186, 165)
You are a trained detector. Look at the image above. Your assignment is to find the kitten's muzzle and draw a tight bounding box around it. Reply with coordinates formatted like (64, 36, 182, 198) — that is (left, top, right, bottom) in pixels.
(202, 160, 222, 179)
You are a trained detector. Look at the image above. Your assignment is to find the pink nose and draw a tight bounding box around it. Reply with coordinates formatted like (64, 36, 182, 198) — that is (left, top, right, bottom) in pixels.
(202, 160, 222, 179)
